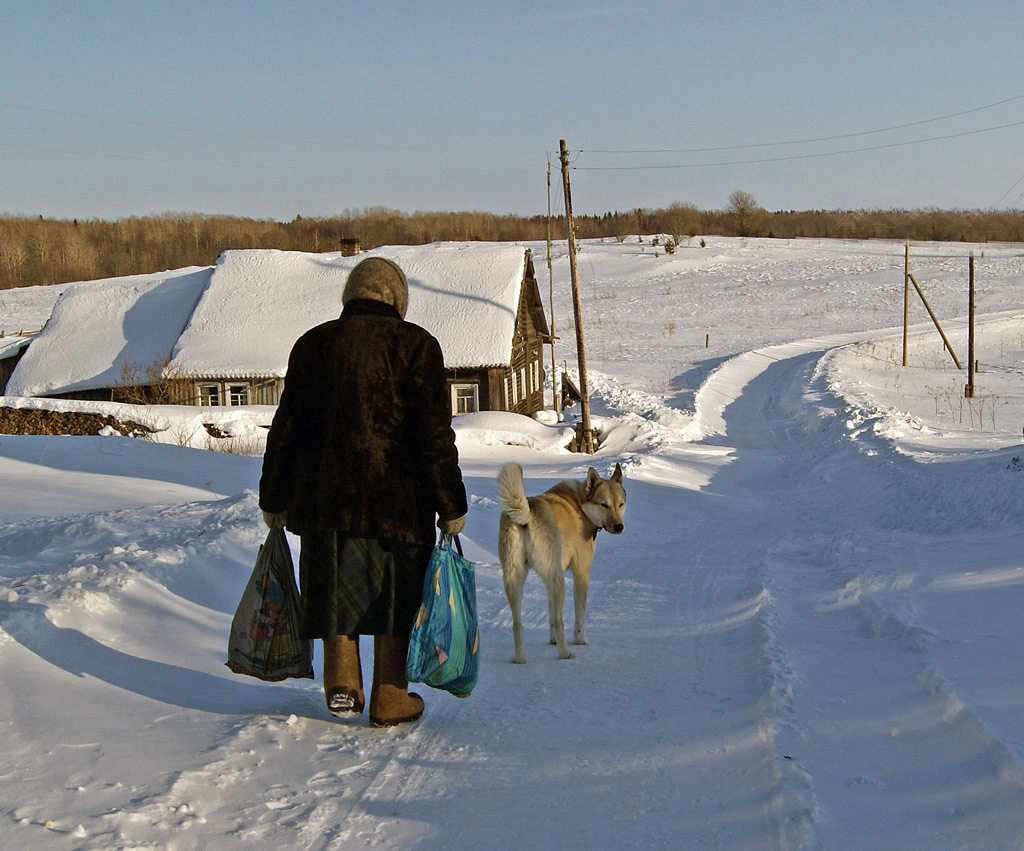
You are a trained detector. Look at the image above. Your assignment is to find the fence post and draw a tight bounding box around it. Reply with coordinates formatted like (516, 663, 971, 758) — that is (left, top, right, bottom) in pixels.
(902, 243, 910, 367)
(965, 253, 975, 398)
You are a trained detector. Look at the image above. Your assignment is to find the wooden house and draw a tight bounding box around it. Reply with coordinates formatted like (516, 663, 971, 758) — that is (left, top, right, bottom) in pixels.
(443, 252, 550, 416)
(5, 243, 553, 418)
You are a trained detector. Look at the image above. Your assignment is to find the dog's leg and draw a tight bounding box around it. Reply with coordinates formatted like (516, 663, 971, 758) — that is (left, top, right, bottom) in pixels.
(501, 559, 529, 664)
(500, 519, 530, 664)
(504, 572, 528, 664)
(540, 568, 574, 660)
(571, 562, 590, 646)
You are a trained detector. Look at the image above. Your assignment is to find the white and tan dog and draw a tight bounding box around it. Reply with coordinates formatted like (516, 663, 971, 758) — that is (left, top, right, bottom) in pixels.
(497, 462, 626, 663)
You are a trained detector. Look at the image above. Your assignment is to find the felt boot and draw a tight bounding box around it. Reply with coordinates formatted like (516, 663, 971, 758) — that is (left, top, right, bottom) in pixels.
(323, 634, 364, 716)
(368, 634, 424, 728)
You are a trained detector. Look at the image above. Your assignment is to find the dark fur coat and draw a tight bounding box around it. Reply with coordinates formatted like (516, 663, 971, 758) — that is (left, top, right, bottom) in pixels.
(259, 298, 467, 545)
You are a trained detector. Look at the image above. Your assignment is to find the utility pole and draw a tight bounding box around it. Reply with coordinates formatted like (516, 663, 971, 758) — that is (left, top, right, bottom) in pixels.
(559, 139, 594, 453)
(546, 155, 559, 417)
(965, 253, 976, 398)
(903, 243, 910, 367)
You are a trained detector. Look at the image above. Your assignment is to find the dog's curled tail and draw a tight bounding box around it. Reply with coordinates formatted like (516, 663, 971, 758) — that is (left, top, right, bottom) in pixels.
(497, 462, 531, 526)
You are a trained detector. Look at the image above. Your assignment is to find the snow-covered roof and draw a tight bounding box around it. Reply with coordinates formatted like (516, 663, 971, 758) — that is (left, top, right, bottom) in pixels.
(0, 281, 67, 339)
(167, 242, 530, 378)
(4, 243, 532, 397)
(6, 268, 212, 397)
(0, 335, 34, 360)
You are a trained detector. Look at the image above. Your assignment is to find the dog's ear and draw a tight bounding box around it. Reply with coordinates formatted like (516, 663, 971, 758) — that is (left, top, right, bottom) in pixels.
(585, 467, 602, 494)
(610, 463, 623, 483)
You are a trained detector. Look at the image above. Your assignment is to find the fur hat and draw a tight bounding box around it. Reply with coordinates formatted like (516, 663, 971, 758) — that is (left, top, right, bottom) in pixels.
(342, 257, 408, 319)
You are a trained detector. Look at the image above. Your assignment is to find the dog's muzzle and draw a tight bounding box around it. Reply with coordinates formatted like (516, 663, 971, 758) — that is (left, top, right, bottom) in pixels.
(607, 523, 625, 534)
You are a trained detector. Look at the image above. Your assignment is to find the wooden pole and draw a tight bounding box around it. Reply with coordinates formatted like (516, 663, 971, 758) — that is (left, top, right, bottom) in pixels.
(903, 243, 910, 367)
(546, 155, 559, 416)
(965, 253, 976, 398)
(559, 139, 594, 453)
(907, 272, 962, 369)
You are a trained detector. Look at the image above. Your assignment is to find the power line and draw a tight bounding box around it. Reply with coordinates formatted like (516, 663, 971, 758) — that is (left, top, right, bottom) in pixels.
(580, 93, 1024, 154)
(997, 169, 1024, 204)
(0, 100, 460, 154)
(0, 139, 540, 174)
(572, 119, 1024, 171)
(0, 140, 322, 171)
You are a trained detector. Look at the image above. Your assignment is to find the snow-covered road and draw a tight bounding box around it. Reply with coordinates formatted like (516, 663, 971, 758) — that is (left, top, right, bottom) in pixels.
(692, 344, 1024, 848)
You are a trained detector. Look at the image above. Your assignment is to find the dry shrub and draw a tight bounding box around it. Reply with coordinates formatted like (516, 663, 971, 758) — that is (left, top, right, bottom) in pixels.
(115, 357, 193, 405)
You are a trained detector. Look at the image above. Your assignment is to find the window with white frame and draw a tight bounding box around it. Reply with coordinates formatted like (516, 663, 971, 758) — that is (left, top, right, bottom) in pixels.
(197, 382, 221, 406)
(519, 367, 527, 401)
(226, 382, 250, 406)
(451, 383, 479, 415)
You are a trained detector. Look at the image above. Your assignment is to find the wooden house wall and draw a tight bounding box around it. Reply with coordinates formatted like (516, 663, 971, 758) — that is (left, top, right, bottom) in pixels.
(23, 357, 541, 415)
(44, 378, 283, 407)
(49, 387, 117, 403)
(181, 377, 283, 407)
(0, 348, 28, 395)
(486, 367, 506, 411)
(507, 264, 547, 415)
(252, 379, 285, 406)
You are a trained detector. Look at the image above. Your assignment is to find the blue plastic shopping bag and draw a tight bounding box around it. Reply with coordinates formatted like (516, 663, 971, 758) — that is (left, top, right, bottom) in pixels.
(405, 534, 479, 697)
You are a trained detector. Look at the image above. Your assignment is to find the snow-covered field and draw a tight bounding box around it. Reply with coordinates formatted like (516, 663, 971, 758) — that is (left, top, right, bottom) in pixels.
(3, 236, 1024, 849)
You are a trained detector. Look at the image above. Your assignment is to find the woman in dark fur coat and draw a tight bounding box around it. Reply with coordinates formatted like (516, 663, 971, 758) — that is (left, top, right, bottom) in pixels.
(259, 256, 467, 727)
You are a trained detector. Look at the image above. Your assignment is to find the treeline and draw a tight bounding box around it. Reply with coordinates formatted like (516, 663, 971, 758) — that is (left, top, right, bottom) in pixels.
(3, 204, 1024, 290)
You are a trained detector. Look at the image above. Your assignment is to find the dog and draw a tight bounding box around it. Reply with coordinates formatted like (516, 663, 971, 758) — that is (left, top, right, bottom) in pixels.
(497, 462, 626, 663)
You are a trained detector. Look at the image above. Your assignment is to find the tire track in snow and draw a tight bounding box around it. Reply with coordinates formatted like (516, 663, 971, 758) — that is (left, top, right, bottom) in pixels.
(710, 341, 1024, 848)
(587, 329, 1024, 848)
(582, 364, 823, 846)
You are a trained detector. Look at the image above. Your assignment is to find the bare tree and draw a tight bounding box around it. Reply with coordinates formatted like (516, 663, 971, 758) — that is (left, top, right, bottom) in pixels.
(726, 190, 764, 237)
(662, 202, 702, 242)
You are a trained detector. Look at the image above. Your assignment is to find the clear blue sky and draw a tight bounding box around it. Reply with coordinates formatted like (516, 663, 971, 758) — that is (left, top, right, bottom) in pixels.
(3, 0, 1023, 220)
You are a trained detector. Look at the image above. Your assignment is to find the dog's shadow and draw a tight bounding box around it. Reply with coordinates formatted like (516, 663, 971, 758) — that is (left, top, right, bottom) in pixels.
(0, 601, 310, 716)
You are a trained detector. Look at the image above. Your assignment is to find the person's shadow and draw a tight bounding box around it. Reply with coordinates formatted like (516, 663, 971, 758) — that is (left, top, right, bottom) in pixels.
(0, 601, 317, 717)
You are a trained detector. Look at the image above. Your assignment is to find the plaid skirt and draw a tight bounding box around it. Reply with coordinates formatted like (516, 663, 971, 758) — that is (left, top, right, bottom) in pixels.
(297, 530, 432, 639)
